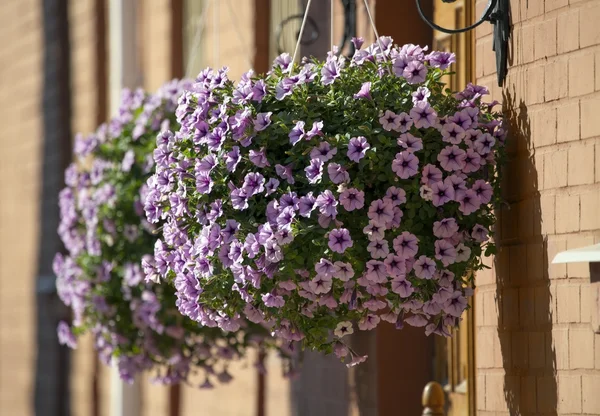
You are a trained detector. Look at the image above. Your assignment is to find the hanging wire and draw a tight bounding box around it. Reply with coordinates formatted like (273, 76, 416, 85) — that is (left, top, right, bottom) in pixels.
(290, 0, 314, 71)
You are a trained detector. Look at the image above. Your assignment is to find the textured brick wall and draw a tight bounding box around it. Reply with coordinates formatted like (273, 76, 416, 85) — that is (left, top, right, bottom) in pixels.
(0, 1, 42, 415)
(475, 0, 600, 414)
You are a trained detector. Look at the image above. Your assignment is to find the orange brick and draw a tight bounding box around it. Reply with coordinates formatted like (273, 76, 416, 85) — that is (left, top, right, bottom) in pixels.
(476, 41, 484, 79)
(556, 100, 580, 142)
(482, 38, 496, 77)
(581, 189, 600, 230)
(596, 51, 600, 91)
(476, 328, 495, 368)
(580, 282, 591, 323)
(502, 287, 520, 328)
(527, 64, 545, 104)
(597, 143, 600, 182)
(552, 327, 569, 370)
(540, 193, 556, 235)
(570, 327, 595, 369)
(476, 374, 486, 411)
(524, 0, 544, 20)
(535, 286, 551, 325)
(529, 331, 546, 369)
(545, 0, 568, 12)
(534, 18, 557, 61)
(547, 237, 567, 279)
(557, 284, 581, 323)
(583, 375, 600, 414)
(555, 193, 580, 233)
(569, 52, 595, 97)
(566, 234, 594, 278)
(581, 96, 600, 138)
(534, 108, 558, 148)
(545, 58, 568, 101)
(596, 333, 600, 369)
(521, 24, 535, 64)
(568, 142, 595, 185)
(557, 9, 579, 54)
(580, 2, 600, 48)
(519, 375, 537, 413)
(558, 374, 582, 414)
(537, 375, 558, 413)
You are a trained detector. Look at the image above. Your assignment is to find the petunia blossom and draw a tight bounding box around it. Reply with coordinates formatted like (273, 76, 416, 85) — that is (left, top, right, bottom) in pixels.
(391, 152, 419, 179)
(328, 228, 353, 253)
(368, 199, 394, 226)
(410, 101, 437, 129)
(379, 110, 402, 131)
(339, 188, 365, 211)
(438, 145, 467, 172)
(393, 232, 419, 259)
(434, 239, 457, 266)
(414, 255, 436, 279)
(433, 218, 459, 238)
(347, 136, 370, 162)
(431, 181, 455, 207)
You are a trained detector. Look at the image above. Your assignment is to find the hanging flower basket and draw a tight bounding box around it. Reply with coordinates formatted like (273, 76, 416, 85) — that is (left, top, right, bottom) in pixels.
(145, 37, 506, 366)
(54, 80, 285, 386)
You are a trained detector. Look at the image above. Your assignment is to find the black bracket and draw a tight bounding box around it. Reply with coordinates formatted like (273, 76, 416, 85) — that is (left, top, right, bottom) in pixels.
(416, 0, 511, 87)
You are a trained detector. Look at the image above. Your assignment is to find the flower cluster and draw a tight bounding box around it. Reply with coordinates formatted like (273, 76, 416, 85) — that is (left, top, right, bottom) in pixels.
(145, 37, 506, 365)
(54, 80, 281, 386)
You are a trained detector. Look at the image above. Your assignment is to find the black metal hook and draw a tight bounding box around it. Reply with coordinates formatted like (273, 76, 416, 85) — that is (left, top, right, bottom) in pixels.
(416, 0, 511, 87)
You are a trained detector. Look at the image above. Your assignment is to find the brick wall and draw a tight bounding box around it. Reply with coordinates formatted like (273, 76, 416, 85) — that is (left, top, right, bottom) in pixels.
(0, 1, 42, 415)
(475, 0, 600, 414)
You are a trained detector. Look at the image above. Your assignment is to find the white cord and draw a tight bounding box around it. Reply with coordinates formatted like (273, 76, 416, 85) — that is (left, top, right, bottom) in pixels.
(225, 0, 254, 70)
(290, 0, 314, 72)
(185, 0, 210, 78)
(362, 0, 388, 63)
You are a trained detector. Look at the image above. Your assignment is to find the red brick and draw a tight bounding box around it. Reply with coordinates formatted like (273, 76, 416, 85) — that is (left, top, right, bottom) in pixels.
(555, 193, 580, 233)
(570, 327, 595, 369)
(569, 52, 595, 97)
(545, 58, 569, 101)
(557, 284, 581, 323)
(558, 374, 582, 414)
(556, 100, 580, 142)
(581, 96, 600, 138)
(534, 18, 557, 60)
(580, 2, 600, 48)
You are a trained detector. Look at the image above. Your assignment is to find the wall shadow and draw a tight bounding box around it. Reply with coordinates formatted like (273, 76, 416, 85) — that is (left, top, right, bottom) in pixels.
(34, 0, 72, 415)
(495, 87, 558, 414)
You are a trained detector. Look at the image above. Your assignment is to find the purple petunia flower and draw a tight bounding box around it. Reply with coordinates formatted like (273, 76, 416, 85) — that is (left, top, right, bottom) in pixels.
(431, 181, 455, 207)
(403, 60, 428, 84)
(225, 146, 241, 172)
(249, 148, 269, 167)
(472, 179, 493, 204)
(305, 159, 324, 184)
(57, 321, 77, 349)
(393, 232, 419, 259)
(412, 86, 431, 105)
(456, 189, 481, 215)
(433, 218, 459, 239)
(391, 152, 419, 179)
(310, 142, 337, 162)
(298, 192, 317, 217)
(367, 199, 394, 226)
(426, 51, 456, 69)
(316, 190, 338, 218)
(367, 238, 390, 259)
(275, 163, 295, 184)
(463, 149, 482, 173)
(328, 228, 353, 253)
(289, 121, 306, 145)
(306, 121, 324, 139)
(195, 171, 213, 194)
(339, 188, 365, 211)
(474, 133, 496, 155)
(438, 145, 467, 172)
(471, 224, 489, 242)
(397, 133, 423, 153)
(441, 122, 466, 144)
(379, 110, 402, 131)
(391, 278, 414, 298)
(264, 178, 280, 195)
(347, 136, 370, 162)
(242, 172, 265, 196)
(253, 112, 272, 131)
(410, 101, 437, 129)
(444, 291, 468, 317)
(414, 255, 436, 279)
(327, 163, 350, 184)
(353, 82, 372, 100)
(321, 59, 343, 85)
(435, 239, 457, 266)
